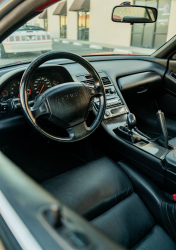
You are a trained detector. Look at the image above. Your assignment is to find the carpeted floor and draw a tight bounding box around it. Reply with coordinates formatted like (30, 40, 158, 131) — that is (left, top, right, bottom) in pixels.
(4, 133, 104, 183)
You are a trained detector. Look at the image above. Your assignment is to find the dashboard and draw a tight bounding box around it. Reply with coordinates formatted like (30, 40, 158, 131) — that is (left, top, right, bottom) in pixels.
(0, 59, 166, 120)
(0, 66, 72, 102)
(0, 63, 129, 122)
(0, 56, 168, 148)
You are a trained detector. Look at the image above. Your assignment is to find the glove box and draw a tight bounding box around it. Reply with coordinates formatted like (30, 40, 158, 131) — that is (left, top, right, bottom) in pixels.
(118, 72, 162, 101)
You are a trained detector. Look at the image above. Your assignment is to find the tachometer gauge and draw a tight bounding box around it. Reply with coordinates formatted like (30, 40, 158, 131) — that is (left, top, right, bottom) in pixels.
(33, 77, 52, 96)
(10, 80, 31, 99)
(0, 90, 9, 101)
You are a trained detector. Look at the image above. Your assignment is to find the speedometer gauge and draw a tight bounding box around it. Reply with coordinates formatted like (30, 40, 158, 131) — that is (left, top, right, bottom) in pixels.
(33, 77, 52, 95)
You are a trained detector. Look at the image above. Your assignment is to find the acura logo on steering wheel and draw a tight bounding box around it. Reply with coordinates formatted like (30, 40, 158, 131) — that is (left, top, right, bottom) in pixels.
(58, 92, 80, 102)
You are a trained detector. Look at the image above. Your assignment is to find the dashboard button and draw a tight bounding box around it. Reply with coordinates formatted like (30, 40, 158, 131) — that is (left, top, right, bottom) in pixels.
(0, 103, 8, 114)
(105, 111, 110, 116)
(110, 87, 115, 94)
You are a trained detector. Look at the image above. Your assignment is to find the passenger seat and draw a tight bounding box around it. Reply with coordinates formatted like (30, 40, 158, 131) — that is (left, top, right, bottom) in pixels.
(42, 157, 176, 250)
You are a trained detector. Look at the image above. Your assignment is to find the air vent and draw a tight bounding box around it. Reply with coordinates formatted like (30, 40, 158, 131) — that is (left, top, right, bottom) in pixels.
(101, 76, 111, 86)
(81, 76, 112, 86)
(171, 72, 176, 80)
(76, 73, 112, 86)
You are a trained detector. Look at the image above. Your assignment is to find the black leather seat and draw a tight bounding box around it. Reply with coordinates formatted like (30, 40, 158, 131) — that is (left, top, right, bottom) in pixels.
(42, 157, 176, 250)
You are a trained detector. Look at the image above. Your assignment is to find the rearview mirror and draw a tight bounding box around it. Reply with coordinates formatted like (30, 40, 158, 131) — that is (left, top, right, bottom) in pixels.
(112, 3, 157, 24)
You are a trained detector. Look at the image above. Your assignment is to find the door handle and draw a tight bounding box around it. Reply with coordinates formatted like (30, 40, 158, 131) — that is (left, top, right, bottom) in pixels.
(137, 86, 148, 94)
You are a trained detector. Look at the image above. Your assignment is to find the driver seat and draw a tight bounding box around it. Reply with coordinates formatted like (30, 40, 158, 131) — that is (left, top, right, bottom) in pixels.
(42, 157, 176, 250)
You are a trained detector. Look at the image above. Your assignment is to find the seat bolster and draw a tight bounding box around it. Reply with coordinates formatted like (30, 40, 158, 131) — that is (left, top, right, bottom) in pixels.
(132, 225, 176, 250)
(92, 193, 155, 249)
(118, 161, 176, 242)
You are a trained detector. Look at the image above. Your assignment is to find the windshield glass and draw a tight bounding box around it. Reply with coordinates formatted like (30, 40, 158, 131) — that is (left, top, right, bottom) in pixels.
(0, 0, 175, 67)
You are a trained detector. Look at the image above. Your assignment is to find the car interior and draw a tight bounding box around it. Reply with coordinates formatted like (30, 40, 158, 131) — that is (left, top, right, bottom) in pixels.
(0, 1, 176, 250)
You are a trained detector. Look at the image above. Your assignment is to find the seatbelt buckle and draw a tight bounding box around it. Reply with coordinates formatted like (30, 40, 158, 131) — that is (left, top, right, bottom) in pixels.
(173, 194, 176, 201)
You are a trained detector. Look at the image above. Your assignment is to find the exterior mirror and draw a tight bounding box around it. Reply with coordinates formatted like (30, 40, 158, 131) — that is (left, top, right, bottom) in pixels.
(112, 3, 157, 24)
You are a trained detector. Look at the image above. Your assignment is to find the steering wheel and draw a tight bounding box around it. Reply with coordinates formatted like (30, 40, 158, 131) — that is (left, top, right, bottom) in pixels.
(20, 51, 106, 142)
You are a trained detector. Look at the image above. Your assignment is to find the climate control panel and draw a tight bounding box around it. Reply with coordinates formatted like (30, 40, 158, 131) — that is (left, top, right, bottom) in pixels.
(76, 72, 127, 120)
(94, 84, 127, 119)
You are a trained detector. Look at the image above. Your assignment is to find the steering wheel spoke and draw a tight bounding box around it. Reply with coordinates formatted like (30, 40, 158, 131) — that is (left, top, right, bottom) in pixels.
(86, 84, 104, 98)
(30, 94, 50, 120)
(67, 122, 90, 141)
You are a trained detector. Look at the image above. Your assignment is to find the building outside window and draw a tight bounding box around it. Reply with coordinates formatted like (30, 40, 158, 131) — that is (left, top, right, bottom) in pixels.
(131, 0, 171, 48)
(77, 12, 90, 41)
(37, 0, 175, 56)
(44, 18, 48, 31)
(53, 0, 67, 38)
(60, 15, 67, 38)
(38, 9, 48, 31)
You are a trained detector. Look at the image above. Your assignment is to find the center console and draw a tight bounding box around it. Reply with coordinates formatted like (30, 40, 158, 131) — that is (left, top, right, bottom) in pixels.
(76, 71, 176, 193)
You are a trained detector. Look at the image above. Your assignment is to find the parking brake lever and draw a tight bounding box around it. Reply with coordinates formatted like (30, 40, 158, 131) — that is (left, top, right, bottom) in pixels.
(154, 110, 168, 149)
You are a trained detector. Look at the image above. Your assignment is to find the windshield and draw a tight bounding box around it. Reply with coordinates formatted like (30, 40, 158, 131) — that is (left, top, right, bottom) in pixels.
(0, 0, 174, 67)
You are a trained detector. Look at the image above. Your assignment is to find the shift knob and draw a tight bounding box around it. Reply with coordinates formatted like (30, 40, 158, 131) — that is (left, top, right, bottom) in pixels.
(127, 113, 137, 130)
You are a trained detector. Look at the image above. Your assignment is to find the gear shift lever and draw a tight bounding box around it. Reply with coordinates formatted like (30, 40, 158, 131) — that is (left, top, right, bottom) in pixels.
(127, 113, 137, 131)
(114, 112, 141, 142)
(154, 110, 168, 149)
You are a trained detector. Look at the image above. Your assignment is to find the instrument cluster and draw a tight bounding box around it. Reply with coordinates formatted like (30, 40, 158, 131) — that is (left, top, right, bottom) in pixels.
(0, 72, 66, 102)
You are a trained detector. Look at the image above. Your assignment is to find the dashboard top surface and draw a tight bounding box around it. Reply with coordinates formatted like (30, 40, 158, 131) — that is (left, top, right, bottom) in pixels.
(0, 55, 167, 77)
(0, 55, 167, 84)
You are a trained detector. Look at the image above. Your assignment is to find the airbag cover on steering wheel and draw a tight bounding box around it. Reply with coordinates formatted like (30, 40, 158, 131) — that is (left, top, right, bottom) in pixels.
(44, 82, 90, 128)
